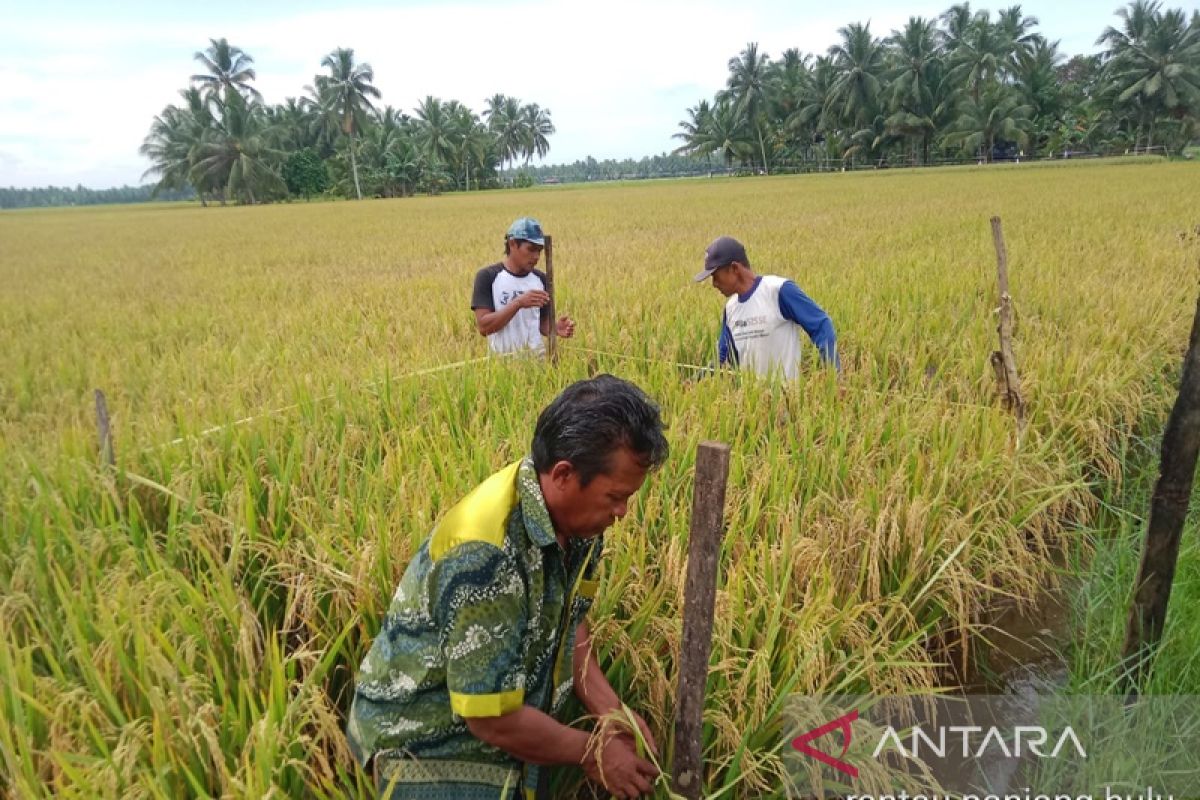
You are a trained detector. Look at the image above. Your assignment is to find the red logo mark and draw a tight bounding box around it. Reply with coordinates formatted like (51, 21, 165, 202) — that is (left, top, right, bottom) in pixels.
(791, 709, 859, 778)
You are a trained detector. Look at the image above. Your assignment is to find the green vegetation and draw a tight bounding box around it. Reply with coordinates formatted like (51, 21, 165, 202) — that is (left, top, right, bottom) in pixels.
(674, 1, 1200, 170)
(1, 161, 1198, 797)
(138, 38, 558, 205)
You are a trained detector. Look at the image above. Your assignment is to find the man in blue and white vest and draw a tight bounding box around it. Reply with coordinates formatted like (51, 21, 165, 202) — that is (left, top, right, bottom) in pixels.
(693, 236, 839, 379)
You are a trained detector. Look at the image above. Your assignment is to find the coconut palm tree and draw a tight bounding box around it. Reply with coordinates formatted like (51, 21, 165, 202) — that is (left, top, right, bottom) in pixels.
(788, 54, 839, 168)
(722, 42, 774, 172)
(827, 22, 886, 160)
(484, 95, 525, 171)
(520, 103, 555, 163)
(191, 38, 261, 101)
(706, 98, 754, 167)
(672, 100, 714, 158)
(190, 92, 285, 204)
(267, 96, 325, 153)
(939, 3, 978, 55)
(886, 17, 944, 163)
(995, 5, 1042, 74)
(1097, 0, 1162, 58)
(140, 105, 200, 200)
(140, 87, 223, 204)
(945, 10, 1009, 101)
(1105, 7, 1200, 149)
(1016, 38, 1066, 154)
(412, 96, 457, 170)
(453, 110, 494, 191)
(944, 85, 1034, 161)
(311, 47, 381, 200)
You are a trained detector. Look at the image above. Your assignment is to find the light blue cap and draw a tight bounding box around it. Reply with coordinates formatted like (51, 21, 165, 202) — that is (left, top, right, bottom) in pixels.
(505, 217, 545, 246)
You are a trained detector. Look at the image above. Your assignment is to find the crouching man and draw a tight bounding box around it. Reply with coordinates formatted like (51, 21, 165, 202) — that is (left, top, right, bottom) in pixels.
(347, 374, 669, 799)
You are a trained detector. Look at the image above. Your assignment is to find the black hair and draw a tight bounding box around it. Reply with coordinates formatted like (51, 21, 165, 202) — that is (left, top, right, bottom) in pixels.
(531, 374, 669, 486)
(504, 238, 538, 256)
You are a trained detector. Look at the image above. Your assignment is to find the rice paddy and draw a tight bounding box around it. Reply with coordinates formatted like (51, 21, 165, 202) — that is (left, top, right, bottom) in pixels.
(1, 159, 1197, 797)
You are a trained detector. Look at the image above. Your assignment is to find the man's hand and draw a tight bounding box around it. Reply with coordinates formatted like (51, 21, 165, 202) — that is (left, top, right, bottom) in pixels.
(556, 315, 576, 338)
(514, 290, 550, 309)
(619, 709, 657, 758)
(582, 733, 659, 798)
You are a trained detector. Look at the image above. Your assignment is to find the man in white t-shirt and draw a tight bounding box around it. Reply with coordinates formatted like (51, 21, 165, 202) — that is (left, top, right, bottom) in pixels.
(471, 217, 576, 355)
(693, 236, 839, 380)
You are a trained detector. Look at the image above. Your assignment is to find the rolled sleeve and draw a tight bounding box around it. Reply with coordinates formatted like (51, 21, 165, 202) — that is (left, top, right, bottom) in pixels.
(431, 541, 529, 718)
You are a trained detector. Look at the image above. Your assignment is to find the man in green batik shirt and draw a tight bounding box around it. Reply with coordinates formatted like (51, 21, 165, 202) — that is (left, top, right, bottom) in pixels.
(347, 375, 669, 800)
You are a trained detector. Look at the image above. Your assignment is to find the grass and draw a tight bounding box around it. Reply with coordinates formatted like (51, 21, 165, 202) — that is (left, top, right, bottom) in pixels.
(1067, 429, 1200, 695)
(1, 159, 1199, 797)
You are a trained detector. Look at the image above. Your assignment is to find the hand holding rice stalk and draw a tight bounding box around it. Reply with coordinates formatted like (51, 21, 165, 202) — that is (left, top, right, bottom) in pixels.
(585, 704, 686, 799)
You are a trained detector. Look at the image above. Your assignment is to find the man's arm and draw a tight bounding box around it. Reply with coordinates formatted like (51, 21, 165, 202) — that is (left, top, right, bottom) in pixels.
(778, 280, 839, 369)
(465, 619, 658, 797)
(572, 620, 621, 717)
(465, 707, 590, 766)
(717, 310, 736, 367)
(474, 301, 539, 337)
(435, 544, 655, 796)
(466, 707, 657, 798)
(572, 621, 658, 756)
(470, 266, 549, 337)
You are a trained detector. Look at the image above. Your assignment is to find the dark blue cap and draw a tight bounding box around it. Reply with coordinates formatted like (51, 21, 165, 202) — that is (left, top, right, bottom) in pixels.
(694, 236, 748, 282)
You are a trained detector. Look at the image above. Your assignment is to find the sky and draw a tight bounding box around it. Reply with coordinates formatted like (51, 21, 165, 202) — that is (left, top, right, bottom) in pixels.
(1, 0, 1195, 189)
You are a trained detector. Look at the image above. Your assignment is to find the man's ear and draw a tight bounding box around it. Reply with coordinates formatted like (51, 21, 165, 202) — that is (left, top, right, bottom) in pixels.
(548, 460, 576, 489)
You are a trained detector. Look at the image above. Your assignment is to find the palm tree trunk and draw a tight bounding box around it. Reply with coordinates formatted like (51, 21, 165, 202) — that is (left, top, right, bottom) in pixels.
(350, 133, 363, 200)
(757, 126, 770, 175)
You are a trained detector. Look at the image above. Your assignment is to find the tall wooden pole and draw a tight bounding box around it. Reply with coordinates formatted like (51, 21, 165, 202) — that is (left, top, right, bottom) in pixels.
(990, 216, 1026, 435)
(672, 441, 732, 799)
(544, 234, 557, 364)
(1122, 286, 1200, 690)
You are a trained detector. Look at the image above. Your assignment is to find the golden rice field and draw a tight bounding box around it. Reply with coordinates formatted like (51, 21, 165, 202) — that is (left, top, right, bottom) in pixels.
(1, 160, 1197, 798)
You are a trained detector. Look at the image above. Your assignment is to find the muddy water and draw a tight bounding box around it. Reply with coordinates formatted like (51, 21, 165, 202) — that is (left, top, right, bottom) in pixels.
(943, 583, 1074, 794)
(967, 583, 1073, 694)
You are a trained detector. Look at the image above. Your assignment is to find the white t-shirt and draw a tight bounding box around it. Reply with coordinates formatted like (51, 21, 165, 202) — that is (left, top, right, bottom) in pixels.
(723, 275, 805, 379)
(471, 263, 548, 355)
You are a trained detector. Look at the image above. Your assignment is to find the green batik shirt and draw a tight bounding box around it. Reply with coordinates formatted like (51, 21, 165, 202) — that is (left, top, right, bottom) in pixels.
(346, 458, 603, 800)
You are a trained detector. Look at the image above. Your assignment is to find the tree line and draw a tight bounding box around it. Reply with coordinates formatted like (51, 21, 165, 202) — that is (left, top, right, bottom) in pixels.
(0, 184, 194, 211)
(672, 1, 1200, 170)
(139, 39, 556, 204)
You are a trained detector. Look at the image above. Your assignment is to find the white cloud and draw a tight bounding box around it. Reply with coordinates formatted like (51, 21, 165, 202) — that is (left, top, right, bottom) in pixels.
(0, 0, 1124, 187)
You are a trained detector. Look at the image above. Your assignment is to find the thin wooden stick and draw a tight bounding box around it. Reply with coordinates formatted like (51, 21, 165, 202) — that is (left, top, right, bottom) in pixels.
(94, 388, 115, 467)
(544, 234, 557, 364)
(990, 216, 1026, 435)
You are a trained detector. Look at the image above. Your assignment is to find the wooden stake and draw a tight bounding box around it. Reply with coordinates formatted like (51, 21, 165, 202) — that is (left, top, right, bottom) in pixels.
(990, 216, 1026, 433)
(1122, 286, 1200, 691)
(544, 234, 557, 364)
(94, 388, 114, 467)
(672, 441, 732, 799)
